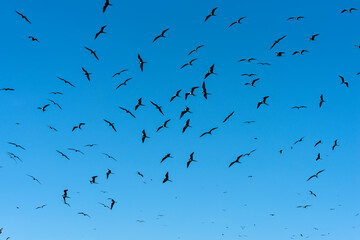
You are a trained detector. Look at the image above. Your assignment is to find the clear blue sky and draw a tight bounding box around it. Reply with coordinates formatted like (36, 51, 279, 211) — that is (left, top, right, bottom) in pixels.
(0, 0, 359, 239)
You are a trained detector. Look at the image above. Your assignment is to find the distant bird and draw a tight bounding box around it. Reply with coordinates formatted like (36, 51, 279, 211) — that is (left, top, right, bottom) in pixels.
(35, 204, 47, 209)
(142, 130, 150, 143)
(297, 205, 311, 209)
(332, 139, 339, 150)
(137, 172, 144, 178)
(78, 212, 91, 218)
(339, 75, 349, 88)
(72, 123, 85, 131)
(245, 78, 260, 87)
(58, 77, 75, 87)
(116, 78, 132, 89)
(84, 47, 99, 60)
(316, 153, 322, 161)
(205, 7, 218, 22)
(279, 150, 283, 154)
(239, 58, 256, 63)
(84, 144, 97, 147)
(135, 98, 145, 111)
(109, 198, 116, 210)
(37, 104, 50, 112)
(162, 172, 171, 183)
(150, 101, 164, 115)
(181, 58, 197, 69)
(314, 140, 322, 147)
(319, 94, 325, 108)
(180, 107, 191, 119)
(341, 8, 357, 13)
(185, 87, 199, 99)
(157, 119, 170, 132)
(103, 0, 112, 13)
(15, 11, 31, 24)
(161, 153, 173, 163)
(204, 64, 216, 79)
(293, 50, 308, 55)
(244, 121, 255, 124)
(275, 52, 285, 57)
(68, 148, 84, 154)
(229, 17, 246, 27)
(294, 137, 304, 145)
(57, 150, 70, 160)
(8, 142, 25, 150)
(106, 169, 113, 179)
(104, 119, 117, 132)
(153, 28, 169, 42)
(188, 45, 204, 56)
(223, 111, 234, 123)
(112, 69, 128, 77)
(48, 126, 58, 131)
(202, 81, 210, 99)
(28, 36, 39, 42)
(270, 35, 286, 50)
(242, 73, 256, 77)
(27, 175, 41, 184)
(309, 191, 317, 197)
(0, 88, 15, 91)
(182, 119, 191, 133)
(257, 62, 271, 66)
(308, 34, 319, 41)
(48, 99, 62, 110)
(200, 127, 218, 137)
(95, 25, 106, 39)
(49, 91, 63, 95)
(257, 96, 269, 109)
(103, 153, 117, 161)
(287, 16, 305, 21)
(170, 90, 182, 102)
(90, 176, 98, 184)
(82, 68, 91, 81)
(292, 106, 307, 110)
(187, 152, 197, 168)
(307, 170, 325, 181)
(119, 107, 136, 118)
(138, 54, 146, 72)
(229, 155, 243, 168)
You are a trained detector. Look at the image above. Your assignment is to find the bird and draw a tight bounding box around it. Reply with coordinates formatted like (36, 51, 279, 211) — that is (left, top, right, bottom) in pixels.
(294, 137, 304, 145)
(95, 25, 106, 39)
(160, 154, 173, 163)
(142, 130, 150, 143)
(200, 127, 218, 137)
(104, 119, 117, 132)
(0, 88, 15, 91)
(238, 58, 256, 63)
(297, 205, 311, 209)
(202, 81, 210, 99)
(37, 104, 50, 112)
(28, 36, 39, 42)
(242, 73, 257, 77)
(163, 172, 171, 183)
(78, 212, 91, 218)
(116, 78, 132, 89)
(314, 140, 322, 147)
(68, 148, 84, 154)
(157, 119, 170, 132)
(185, 87, 199, 100)
(292, 106, 307, 110)
(57, 150, 70, 160)
(153, 28, 169, 42)
(84, 47, 99, 60)
(309, 191, 317, 197)
(293, 50, 308, 55)
(109, 198, 116, 210)
(223, 111, 234, 123)
(150, 101, 164, 115)
(48, 99, 62, 110)
(48, 126, 58, 131)
(316, 153, 322, 161)
(57, 77, 75, 87)
(188, 45, 204, 56)
(138, 54, 146, 72)
(35, 204, 47, 209)
(287, 16, 305, 20)
(319, 94, 325, 108)
(90, 176, 98, 184)
(182, 119, 191, 133)
(112, 69, 128, 77)
(15, 11, 31, 24)
(135, 98, 145, 110)
(82, 68, 91, 81)
(307, 170, 325, 181)
(229, 155, 243, 168)
(245, 78, 260, 87)
(180, 58, 197, 69)
(170, 90, 182, 102)
(187, 152, 197, 168)
(72, 123, 85, 131)
(341, 8, 357, 13)
(103, 0, 112, 13)
(205, 7, 218, 22)
(180, 107, 191, 119)
(229, 17, 246, 27)
(308, 34, 319, 41)
(119, 107, 136, 118)
(49, 91, 63, 95)
(27, 175, 41, 184)
(244, 121, 255, 124)
(84, 144, 97, 148)
(332, 139, 339, 150)
(275, 52, 285, 57)
(339, 75, 349, 88)
(8, 142, 26, 150)
(137, 172, 144, 178)
(103, 153, 117, 161)
(257, 62, 271, 66)
(270, 35, 286, 50)
(204, 64, 216, 79)
(257, 96, 269, 109)
(106, 169, 113, 179)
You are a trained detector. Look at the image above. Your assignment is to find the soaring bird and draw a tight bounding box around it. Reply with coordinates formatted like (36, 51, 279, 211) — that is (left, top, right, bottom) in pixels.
(153, 28, 169, 42)
(270, 35, 286, 50)
(162, 172, 171, 183)
(15, 11, 31, 24)
(95, 25, 106, 39)
(181, 58, 197, 69)
(104, 119, 117, 132)
(68, 148, 84, 154)
(161, 154, 173, 163)
(72, 123, 85, 131)
(106, 169, 113, 179)
(48, 99, 62, 110)
(205, 7, 218, 22)
(150, 101, 164, 115)
(257, 96, 269, 109)
(339, 75, 349, 88)
(204, 64, 216, 79)
(8, 142, 26, 150)
(341, 8, 357, 13)
(229, 155, 243, 168)
(27, 174, 41, 184)
(82, 68, 91, 81)
(182, 119, 191, 133)
(257, 62, 271, 66)
(35, 204, 47, 209)
(119, 107, 136, 118)
(287, 16, 305, 20)
(297, 205, 311, 209)
(319, 94, 325, 108)
(57, 150, 70, 160)
(307, 170, 325, 181)
(103, 153, 117, 161)
(78, 212, 91, 218)
(292, 106, 307, 110)
(142, 130, 150, 143)
(200, 127, 218, 137)
(137, 172, 144, 178)
(316, 153, 322, 161)
(58, 77, 75, 87)
(180, 107, 191, 119)
(90, 176, 98, 184)
(332, 139, 339, 150)
(308, 34, 319, 41)
(37, 104, 50, 112)
(187, 152, 197, 168)
(138, 54, 146, 71)
(188, 45, 204, 56)
(242, 73, 257, 77)
(170, 90, 182, 102)
(245, 78, 260, 87)
(116, 78, 132, 89)
(223, 111, 234, 123)
(28, 36, 39, 42)
(109, 198, 116, 210)
(275, 52, 285, 57)
(84, 144, 97, 147)
(0, 88, 15, 91)
(157, 119, 171, 132)
(294, 137, 304, 145)
(202, 81, 210, 99)
(135, 98, 145, 111)
(229, 17, 246, 27)
(84, 47, 99, 60)
(314, 140, 322, 147)
(185, 87, 199, 100)
(239, 58, 256, 63)
(309, 191, 317, 197)
(103, 0, 112, 13)
(49, 91, 63, 95)
(48, 126, 58, 131)
(293, 50, 308, 55)
(112, 69, 128, 77)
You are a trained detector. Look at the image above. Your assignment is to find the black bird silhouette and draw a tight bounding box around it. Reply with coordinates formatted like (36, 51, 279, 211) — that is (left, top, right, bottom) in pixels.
(314, 140, 322, 147)
(49, 91, 63, 95)
(35, 204, 47, 209)
(341, 8, 357, 13)
(116, 78, 132, 89)
(294, 137, 305, 145)
(293, 50, 308, 55)
(339, 75, 349, 88)
(163, 172, 171, 183)
(57, 150, 70, 160)
(90, 176, 98, 184)
(62, 189, 70, 205)
(316, 153, 322, 161)
(292, 106, 307, 110)
(37, 104, 50, 112)
(309, 191, 317, 197)
(137, 172, 144, 178)
(244, 121, 255, 124)
(181, 58, 197, 69)
(27, 174, 41, 184)
(319, 94, 325, 108)
(204, 64, 216, 79)
(103, 153, 117, 161)
(205, 7, 218, 22)
(112, 69, 128, 77)
(28, 36, 39, 42)
(180, 107, 191, 119)
(229, 155, 243, 168)
(275, 52, 285, 57)
(297, 205, 311, 209)
(135, 98, 145, 111)
(257, 96, 269, 109)
(0, 88, 15, 91)
(332, 139, 339, 150)
(58, 77, 75, 87)
(150, 101, 164, 115)
(185, 87, 199, 100)
(229, 17, 246, 27)
(270, 35, 286, 50)
(287, 16, 305, 20)
(202, 81, 210, 99)
(161, 154, 173, 163)
(104, 119, 117, 132)
(153, 28, 169, 42)
(245, 78, 260, 87)
(239, 58, 256, 63)
(223, 111, 234, 123)
(157, 119, 171, 132)
(138, 54, 146, 72)
(109, 198, 116, 210)
(200, 127, 218, 137)
(15, 11, 31, 24)
(8, 142, 26, 150)
(7, 152, 22, 162)
(307, 170, 325, 181)
(119, 107, 136, 118)
(72, 123, 85, 131)
(142, 130, 150, 143)
(48, 126, 58, 131)
(48, 99, 62, 110)
(257, 62, 271, 66)
(82, 68, 91, 81)
(95, 25, 106, 39)
(182, 119, 191, 133)
(170, 90, 182, 102)
(85, 144, 97, 147)
(84, 47, 99, 60)
(103, 0, 112, 13)
(308, 34, 319, 41)
(187, 152, 197, 168)
(78, 212, 91, 218)
(68, 148, 84, 154)
(106, 169, 113, 179)
(188, 45, 204, 56)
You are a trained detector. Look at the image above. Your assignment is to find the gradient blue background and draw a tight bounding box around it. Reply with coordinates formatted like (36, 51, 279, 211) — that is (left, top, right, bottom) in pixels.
(0, 0, 359, 239)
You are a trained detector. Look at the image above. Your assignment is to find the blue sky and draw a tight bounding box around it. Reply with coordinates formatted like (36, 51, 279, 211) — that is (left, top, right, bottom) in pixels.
(0, 0, 359, 239)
